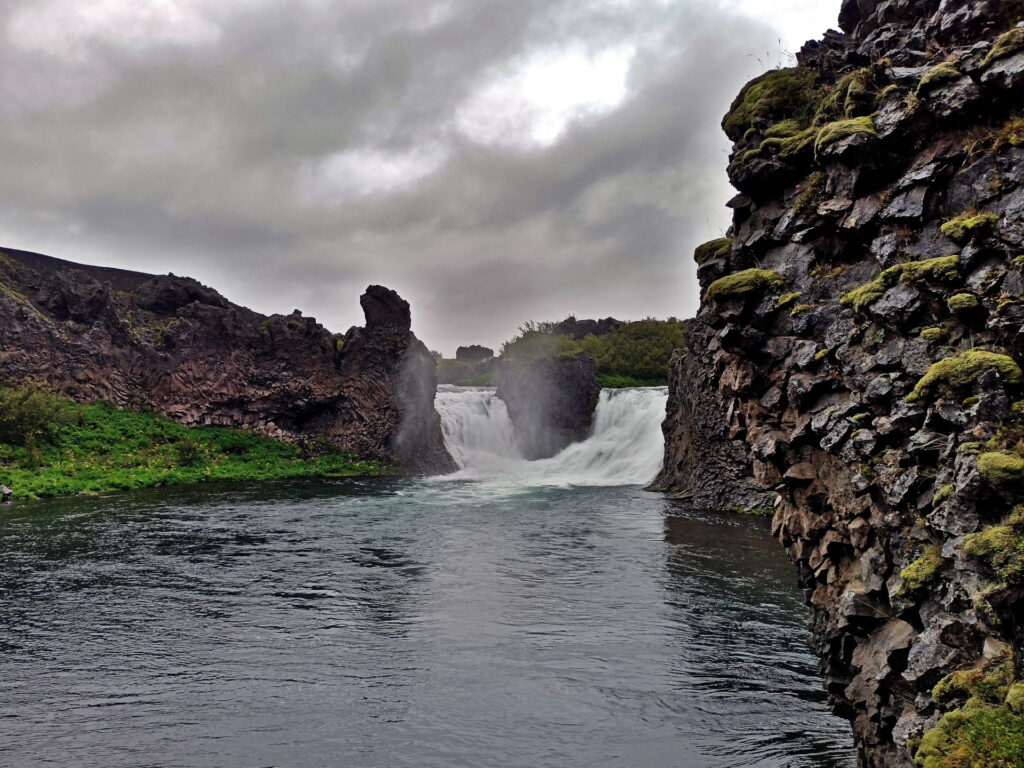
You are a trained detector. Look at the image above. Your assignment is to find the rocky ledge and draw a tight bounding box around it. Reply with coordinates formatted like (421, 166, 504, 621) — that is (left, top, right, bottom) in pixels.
(497, 353, 600, 460)
(661, 1, 1024, 766)
(0, 248, 455, 475)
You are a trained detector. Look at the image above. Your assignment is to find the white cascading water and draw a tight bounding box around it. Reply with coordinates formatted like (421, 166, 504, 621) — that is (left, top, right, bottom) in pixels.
(434, 385, 668, 487)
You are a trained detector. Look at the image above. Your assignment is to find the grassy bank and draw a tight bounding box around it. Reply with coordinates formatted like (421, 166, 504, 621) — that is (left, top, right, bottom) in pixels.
(0, 385, 390, 500)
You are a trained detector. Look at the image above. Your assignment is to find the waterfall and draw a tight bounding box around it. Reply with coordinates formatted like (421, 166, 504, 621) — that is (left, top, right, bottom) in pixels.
(434, 385, 668, 487)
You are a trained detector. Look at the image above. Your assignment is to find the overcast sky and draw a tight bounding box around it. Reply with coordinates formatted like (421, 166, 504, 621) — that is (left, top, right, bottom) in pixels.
(0, 0, 841, 354)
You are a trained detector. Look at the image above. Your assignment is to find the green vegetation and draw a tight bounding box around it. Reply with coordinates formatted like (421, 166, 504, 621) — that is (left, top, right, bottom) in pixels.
(0, 383, 74, 445)
(916, 61, 962, 97)
(941, 211, 1000, 243)
(922, 327, 947, 343)
(777, 292, 802, 309)
(907, 350, 1023, 402)
(898, 546, 944, 597)
(916, 661, 1024, 768)
(977, 453, 1024, 487)
(694, 237, 734, 265)
(815, 68, 878, 123)
(814, 117, 876, 159)
(983, 28, 1024, 69)
(706, 268, 784, 302)
(948, 293, 982, 314)
(499, 318, 685, 387)
(745, 124, 819, 163)
(933, 484, 954, 505)
(962, 512, 1024, 583)
(0, 384, 388, 500)
(841, 256, 962, 313)
(722, 67, 818, 141)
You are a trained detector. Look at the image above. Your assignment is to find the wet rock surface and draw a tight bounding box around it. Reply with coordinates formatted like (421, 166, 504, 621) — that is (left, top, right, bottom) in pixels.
(0, 249, 455, 475)
(660, 3, 1024, 766)
(497, 353, 600, 460)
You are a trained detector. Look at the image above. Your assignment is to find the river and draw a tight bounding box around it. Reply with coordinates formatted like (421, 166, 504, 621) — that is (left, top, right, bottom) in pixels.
(0, 386, 854, 767)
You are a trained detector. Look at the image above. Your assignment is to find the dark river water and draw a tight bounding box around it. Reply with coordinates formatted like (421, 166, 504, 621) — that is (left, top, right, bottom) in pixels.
(0, 479, 855, 768)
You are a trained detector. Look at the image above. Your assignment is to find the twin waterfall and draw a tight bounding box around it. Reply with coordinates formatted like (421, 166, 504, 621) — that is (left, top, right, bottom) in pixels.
(434, 385, 668, 486)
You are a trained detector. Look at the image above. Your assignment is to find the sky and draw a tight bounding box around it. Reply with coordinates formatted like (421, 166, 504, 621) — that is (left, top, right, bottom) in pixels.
(0, 0, 842, 355)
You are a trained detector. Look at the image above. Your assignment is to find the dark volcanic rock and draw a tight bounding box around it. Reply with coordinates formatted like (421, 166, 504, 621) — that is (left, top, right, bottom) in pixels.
(496, 353, 600, 460)
(0, 250, 455, 475)
(660, 3, 1024, 766)
(455, 345, 494, 362)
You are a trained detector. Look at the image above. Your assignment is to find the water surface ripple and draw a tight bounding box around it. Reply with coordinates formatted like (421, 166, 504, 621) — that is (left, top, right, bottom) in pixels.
(0, 481, 853, 767)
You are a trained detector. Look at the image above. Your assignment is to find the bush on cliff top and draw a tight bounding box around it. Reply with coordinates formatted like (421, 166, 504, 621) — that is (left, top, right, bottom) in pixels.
(722, 67, 817, 141)
(0, 385, 388, 499)
(907, 350, 1023, 402)
(705, 268, 784, 303)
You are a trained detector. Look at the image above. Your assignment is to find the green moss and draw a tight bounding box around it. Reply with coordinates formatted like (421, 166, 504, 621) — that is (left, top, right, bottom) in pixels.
(916, 695, 1024, 767)
(962, 519, 1024, 583)
(977, 452, 1024, 487)
(933, 484, 954, 505)
(694, 237, 734, 265)
(941, 212, 1000, 244)
(934, 669, 986, 705)
(922, 327, 947, 343)
(814, 348, 831, 362)
(907, 349, 1022, 402)
(916, 61, 962, 97)
(790, 303, 815, 317)
(815, 68, 876, 123)
(764, 119, 804, 138)
(1007, 683, 1024, 714)
(705, 268, 784, 302)
(948, 293, 982, 314)
(777, 292, 802, 308)
(748, 126, 820, 163)
(898, 546, 944, 597)
(722, 67, 818, 141)
(841, 256, 962, 314)
(983, 28, 1024, 69)
(814, 117, 876, 159)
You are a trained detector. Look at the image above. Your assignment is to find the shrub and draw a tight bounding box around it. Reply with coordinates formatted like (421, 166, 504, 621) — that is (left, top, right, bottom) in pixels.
(0, 383, 74, 445)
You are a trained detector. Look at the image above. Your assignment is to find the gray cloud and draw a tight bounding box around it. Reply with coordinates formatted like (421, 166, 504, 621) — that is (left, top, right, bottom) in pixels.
(0, 0, 841, 354)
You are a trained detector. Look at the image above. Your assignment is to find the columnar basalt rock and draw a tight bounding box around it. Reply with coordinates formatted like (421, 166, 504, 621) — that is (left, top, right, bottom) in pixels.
(0, 249, 455, 475)
(661, 2, 1024, 766)
(497, 353, 600, 460)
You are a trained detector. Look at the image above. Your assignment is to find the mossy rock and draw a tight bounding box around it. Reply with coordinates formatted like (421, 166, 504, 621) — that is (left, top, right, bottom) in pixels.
(947, 293, 981, 314)
(916, 61, 962, 97)
(694, 238, 734, 265)
(706, 269, 784, 303)
(915, 692, 1024, 768)
(898, 546, 944, 597)
(745, 125, 820, 165)
(983, 28, 1024, 69)
(814, 116, 876, 160)
(921, 327, 947, 343)
(941, 212, 1000, 244)
(723, 67, 818, 141)
(842, 256, 962, 314)
(963, 517, 1024, 585)
(933, 484, 954, 505)
(815, 68, 877, 123)
(977, 452, 1024, 487)
(777, 292, 802, 308)
(907, 349, 1022, 402)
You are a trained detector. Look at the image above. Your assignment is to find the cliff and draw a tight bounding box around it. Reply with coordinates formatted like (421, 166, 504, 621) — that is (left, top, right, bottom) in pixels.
(497, 353, 600, 460)
(0, 248, 455, 475)
(661, 2, 1024, 766)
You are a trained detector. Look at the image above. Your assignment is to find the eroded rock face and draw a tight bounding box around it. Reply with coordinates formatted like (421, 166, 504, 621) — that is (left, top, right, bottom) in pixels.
(497, 353, 600, 460)
(0, 251, 455, 475)
(662, 3, 1024, 766)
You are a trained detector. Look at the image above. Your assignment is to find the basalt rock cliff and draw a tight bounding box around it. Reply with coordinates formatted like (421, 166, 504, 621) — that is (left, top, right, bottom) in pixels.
(0, 247, 455, 475)
(497, 353, 600, 460)
(661, 2, 1024, 766)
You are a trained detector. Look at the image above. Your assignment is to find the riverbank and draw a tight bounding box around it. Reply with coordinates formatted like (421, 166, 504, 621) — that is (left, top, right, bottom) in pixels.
(0, 390, 391, 501)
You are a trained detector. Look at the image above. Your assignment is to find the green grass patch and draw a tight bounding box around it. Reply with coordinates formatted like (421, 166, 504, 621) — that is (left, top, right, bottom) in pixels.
(0, 389, 390, 500)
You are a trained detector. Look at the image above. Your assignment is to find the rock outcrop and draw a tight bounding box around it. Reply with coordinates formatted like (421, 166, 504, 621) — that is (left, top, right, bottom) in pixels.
(497, 353, 600, 460)
(0, 248, 455, 475)
(662, 3, 1024, 766)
